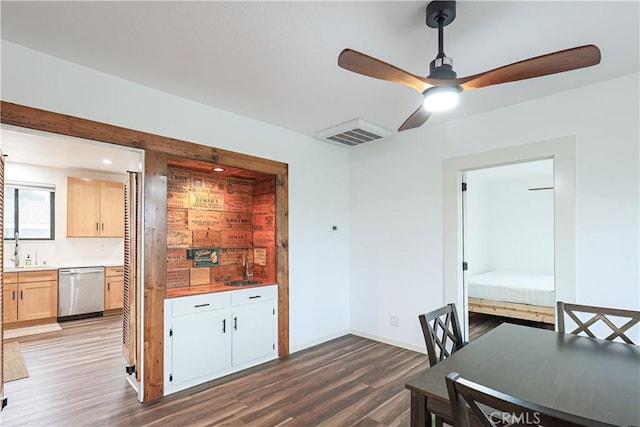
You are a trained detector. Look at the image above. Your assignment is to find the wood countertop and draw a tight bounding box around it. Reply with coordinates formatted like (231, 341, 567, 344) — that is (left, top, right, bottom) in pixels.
(165, 282, 276, 298)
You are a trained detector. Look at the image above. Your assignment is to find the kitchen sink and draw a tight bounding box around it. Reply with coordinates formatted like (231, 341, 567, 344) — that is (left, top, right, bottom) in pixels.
(225, 280, 262, 286)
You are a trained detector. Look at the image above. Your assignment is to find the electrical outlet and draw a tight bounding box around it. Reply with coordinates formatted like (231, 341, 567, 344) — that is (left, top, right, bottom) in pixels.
(330, 225, 338, 232)
(390, 315, 400, 327)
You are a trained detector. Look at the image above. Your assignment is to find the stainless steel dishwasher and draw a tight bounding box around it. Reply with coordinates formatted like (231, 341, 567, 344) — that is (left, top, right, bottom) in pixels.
(58, 267, 105, 320)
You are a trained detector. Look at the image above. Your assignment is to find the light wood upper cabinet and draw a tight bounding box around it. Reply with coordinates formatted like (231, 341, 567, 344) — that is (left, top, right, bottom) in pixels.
(67, 177, 124, 237)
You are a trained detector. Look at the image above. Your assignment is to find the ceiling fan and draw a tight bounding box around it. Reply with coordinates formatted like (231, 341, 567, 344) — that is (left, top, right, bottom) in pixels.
(338, 1, 601, 132)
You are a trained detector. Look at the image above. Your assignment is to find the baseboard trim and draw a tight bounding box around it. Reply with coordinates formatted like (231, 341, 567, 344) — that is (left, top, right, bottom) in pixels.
(349, 329, 426, 354)
(289, 329, 350, 354)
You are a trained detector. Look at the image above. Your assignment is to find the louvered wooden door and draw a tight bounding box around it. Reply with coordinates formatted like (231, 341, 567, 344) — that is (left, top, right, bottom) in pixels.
(123, 172, 141, 381)
(0, 149, 6, 410)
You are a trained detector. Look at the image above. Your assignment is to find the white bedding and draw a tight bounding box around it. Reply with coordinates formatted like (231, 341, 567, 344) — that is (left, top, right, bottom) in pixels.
(467, 271, 555, 307)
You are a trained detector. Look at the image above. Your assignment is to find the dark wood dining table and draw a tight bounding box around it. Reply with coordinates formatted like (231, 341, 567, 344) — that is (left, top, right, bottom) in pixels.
(405, 322, 640, 427)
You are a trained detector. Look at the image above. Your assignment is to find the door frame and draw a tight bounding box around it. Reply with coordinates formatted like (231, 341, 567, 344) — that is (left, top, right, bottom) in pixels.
(443, 137, 576, 337)
(0, 101, 290, 402)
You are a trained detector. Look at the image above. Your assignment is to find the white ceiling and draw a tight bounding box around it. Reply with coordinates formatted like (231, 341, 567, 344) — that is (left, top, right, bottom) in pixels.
(1, 1, 639, 145)
(1, 125, 142, 175)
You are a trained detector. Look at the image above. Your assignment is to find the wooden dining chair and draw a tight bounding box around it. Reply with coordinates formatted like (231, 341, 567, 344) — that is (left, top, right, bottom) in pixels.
(418, 303, 466, 427)
(557, 301, 640, 344)
(445, 372, 614, 427)
(419, 303, 466, 367)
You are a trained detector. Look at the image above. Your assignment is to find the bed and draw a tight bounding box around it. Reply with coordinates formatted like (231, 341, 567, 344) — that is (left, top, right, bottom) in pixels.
(467, 271, 555, 324)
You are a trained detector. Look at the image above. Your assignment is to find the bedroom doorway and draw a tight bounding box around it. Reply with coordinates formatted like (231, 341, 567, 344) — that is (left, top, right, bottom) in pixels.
(443, 136, 577, 342)
(462, 159, 556, 340)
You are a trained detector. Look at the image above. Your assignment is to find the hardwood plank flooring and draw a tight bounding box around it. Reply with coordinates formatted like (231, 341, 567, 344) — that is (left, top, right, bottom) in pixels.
(468, 311, 554, 341)
(1, 315, 429, 426)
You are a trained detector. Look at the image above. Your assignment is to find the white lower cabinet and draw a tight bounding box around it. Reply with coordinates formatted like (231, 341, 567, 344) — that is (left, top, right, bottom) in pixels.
(164, 285, 277, 395)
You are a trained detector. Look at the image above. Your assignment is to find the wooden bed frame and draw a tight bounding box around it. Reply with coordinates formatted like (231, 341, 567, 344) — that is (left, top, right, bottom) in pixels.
(468, 297, 555, 324)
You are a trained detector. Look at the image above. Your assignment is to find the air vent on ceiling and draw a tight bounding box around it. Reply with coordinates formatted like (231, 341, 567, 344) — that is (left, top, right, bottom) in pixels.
(315, 119, 392, 147)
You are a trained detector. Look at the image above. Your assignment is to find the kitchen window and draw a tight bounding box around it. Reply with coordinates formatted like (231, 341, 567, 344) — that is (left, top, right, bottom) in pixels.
(4, 182, 55, 240)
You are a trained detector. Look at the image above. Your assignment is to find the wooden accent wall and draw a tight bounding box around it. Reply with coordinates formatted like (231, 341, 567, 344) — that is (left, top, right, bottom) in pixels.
(252, 176, 277, 284)
(166, 164, 277, 288)
(0, 101, 290, 402)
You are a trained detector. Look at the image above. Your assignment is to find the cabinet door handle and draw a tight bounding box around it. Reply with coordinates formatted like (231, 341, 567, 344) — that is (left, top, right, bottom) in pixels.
(222, 319, 226, 333)
(249, 295, 261, 299)
(20, 290, 23, 300)
(234, 316, 238, 330)
(194, 303, 210, 308)
(107, 282, 110, 291)
(96, 222, 99, 231)
(12, 290, 16, 300)
(102, 223, 104, 231)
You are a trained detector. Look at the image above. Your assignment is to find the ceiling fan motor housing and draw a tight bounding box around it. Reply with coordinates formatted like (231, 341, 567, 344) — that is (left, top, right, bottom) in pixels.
(429, 56, 456, 79)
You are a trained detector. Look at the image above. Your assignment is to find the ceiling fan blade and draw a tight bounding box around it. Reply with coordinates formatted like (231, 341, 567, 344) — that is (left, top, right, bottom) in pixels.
(458, 45, 601, 91)
(338, 49, 430, 93)
(398, 105, 432, 132)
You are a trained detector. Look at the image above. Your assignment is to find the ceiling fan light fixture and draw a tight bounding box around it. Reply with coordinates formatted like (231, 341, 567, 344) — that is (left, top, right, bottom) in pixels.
(423, 86, 461, 112)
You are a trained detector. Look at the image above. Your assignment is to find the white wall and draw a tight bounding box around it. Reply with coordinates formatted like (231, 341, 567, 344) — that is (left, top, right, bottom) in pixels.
(350, 73, 639, 351)
(1, 41, 351, 352)
(466, 164, 554, 275)
(4, 162, 127, 268)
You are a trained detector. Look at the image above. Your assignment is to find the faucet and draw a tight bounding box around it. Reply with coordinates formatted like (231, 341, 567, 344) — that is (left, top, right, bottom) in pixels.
(11, 231, 19, 267)
(242, 256, 253, 281)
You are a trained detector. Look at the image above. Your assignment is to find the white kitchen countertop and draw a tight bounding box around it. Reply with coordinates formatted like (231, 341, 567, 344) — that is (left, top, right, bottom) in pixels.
(4, 265, 59, 273)
(5, 263, 123, 273)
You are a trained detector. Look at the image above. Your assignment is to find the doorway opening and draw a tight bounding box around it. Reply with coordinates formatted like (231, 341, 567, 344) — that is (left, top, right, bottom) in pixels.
(0, 124, 145, 410)
(462, 159, 555, 340)
(443, 136, 577, 340)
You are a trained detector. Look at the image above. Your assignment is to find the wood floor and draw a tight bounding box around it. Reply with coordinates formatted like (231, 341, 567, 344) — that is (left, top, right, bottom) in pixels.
(468, 311, 554, 341)
(2, 315, 429, 426)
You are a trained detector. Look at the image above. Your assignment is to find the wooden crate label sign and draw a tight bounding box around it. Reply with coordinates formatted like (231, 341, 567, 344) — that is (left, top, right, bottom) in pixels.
(253, 230, 275, 247)
(167, 209, 188, 229)
(219, 247, 253, 266)
(189, 190, 224, 211)
(190, 267, 210, 286)
(253, 247, 267, 266)
(167, 191, 189, 209)
(167, 167, 191, 187)
(167, 249, 192, 270)
(226, 178, 253, 197)
(191, 172, 225, 193)
(192, 230, 222, 247)
(253, 176, 276, 196)
(252, 214, 275, 231)
(167, 230, 192, 248)
(221, 230, 252, 247)
(167, 268, 189, 288)
(210, 265, 243, 285)
(188, 210, 224, 230)
(223, 212, 253, 230)
(187, 247, 220, 267)
(225, 195, 253, 212)
(252, 193, 275, 215)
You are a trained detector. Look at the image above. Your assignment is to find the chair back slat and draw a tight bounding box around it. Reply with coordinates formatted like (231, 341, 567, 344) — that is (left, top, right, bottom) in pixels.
(557, 301, 640, 344)
(419, 303, 464, 366)
(445, 372, 616, 427)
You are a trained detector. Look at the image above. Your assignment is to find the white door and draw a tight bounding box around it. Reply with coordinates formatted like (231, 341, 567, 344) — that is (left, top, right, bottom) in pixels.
(232, 302, 275, 366)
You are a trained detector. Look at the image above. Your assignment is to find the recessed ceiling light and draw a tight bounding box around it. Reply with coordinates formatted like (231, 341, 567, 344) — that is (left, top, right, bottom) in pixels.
(213, 167, 225, 172)
(102, 159, 112, 165)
